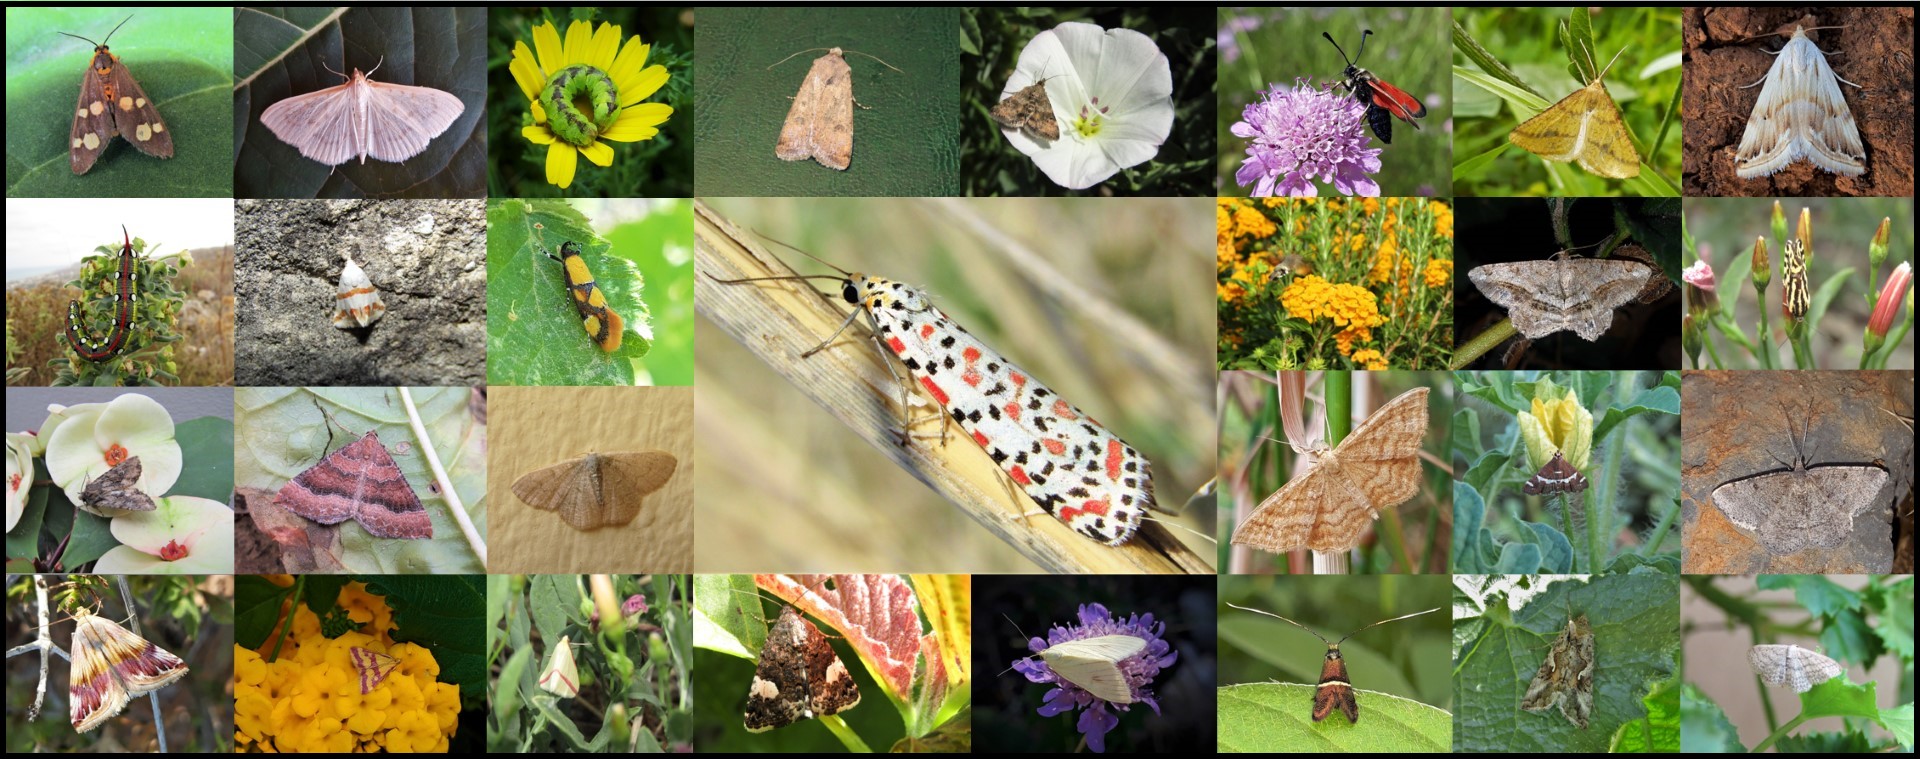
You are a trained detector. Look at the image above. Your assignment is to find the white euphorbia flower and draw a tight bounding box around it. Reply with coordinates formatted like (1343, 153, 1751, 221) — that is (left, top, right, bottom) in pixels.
(6, 433, 32, 533)
(1001, 22, 1174, 190)
(45, 393, 182, 516)
(95, 496, 234, 573)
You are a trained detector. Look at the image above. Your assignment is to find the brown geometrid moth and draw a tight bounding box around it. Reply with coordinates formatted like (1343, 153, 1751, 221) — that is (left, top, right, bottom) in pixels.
(260, 57, 465, 166)
(770, 47, 902, 171)
(1226, 602, 1440, 723)
(61, 15, 174, 175)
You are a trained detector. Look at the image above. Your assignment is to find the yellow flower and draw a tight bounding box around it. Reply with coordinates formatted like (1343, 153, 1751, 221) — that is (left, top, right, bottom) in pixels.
(1279, 275, 1388, 355)
(510, 19, 674, 190)
(1517, 380, 1594, 472)
(1232, 205, 1277, 240)
(1350, 348, 1388, 370)
(1423, 259, 1454, 289)
(1431, 200, 1454, 239)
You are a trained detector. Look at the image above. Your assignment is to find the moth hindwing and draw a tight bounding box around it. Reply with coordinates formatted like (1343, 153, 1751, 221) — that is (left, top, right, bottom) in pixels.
(64, 16, 174, 175)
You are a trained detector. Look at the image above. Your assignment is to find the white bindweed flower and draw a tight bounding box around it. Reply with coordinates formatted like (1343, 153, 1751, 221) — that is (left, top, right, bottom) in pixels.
(1001, 22, 1174, 190)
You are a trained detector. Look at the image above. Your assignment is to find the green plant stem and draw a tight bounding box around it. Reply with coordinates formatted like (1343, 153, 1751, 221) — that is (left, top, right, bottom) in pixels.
(1451, 320, 1514, 369)
(1752, 286, 1775, 369)
(1874, 316, 1912, 369)
(1639, 497, 1678, 556)
(1750, 713, 1808, 753)
(819, 714, 871, 752)
(1704, 331, 1725, 369)
(1789, 325, 1813, 369)
(1315, 372, 1354, 575)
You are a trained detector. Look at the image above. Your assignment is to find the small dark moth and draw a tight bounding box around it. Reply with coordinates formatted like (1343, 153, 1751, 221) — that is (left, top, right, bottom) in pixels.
(991, 76, 1060, 140)
(743, 594, 861, 732)
(61, 16, 173, 175)
(80, 456, 155, 513)
(1227, 602, 1440, 723)
(1523, 450, 1589, 495)
(1521, 614, 1595, 729)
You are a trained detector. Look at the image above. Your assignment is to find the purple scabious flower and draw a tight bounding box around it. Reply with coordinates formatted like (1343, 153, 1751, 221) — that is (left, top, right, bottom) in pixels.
(1231, 78, 1383, 198)
(1011, 603, 1177, 753)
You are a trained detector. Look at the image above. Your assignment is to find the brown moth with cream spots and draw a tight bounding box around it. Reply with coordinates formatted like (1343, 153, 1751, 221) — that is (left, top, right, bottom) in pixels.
(62, 16, 173, 175)
(743, 605, 861, 732)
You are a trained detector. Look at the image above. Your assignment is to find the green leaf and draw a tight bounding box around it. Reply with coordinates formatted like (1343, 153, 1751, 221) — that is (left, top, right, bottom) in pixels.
(1521, 521, 1574, 573)
(1217, 683, 1451, 752)
(1450, 19, 1543, 100)
(1880, 701, 1914, 750)
(6, 7, 234, 197)
(1819, 609, 1881, 665)
(233, 387, 486, 573)
(362, 574, 487, 699)
(167, 416, 234, 502)
(63, 508, 116, 568)
(691, 574, 765, 659)
(1608, 673, 1679, 752)
(1678, 683, 1745, 753)
(492, 645, 534, 724)
(1756, 575, 1860, 618)
(1591, 386, 1679, 443)
(484, 198, 660, 386)
(1565, 8, 1598, 82)
(1873, 577, 1913, 659)
(234, 574, 293, 649)
(1495, 542, 1542, 573)
(1775, 730, 1873, 753)
(1453, 573, 1678, 753)
(533, 694, 591, 749)
(6, 457, 51, 561)
(231, 7, 486, 197)
(529, 573, 573, 647)
(1797, 675, 1879, 721)
(957, 9, 982, 57)
(1452, 482, 1487, 573)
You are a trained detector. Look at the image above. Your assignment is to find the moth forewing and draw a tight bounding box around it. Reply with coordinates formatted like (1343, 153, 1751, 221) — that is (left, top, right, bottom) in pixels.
(1507, 46, 1641, 179)
(1521, 614, 1594, 729)
(775, 48, 855, 170)
(1749, 644, 1843, 693)
(1038, 634, 1146, 704)
(1230, 387, 1429, 553)
(260, 67, 465, 166)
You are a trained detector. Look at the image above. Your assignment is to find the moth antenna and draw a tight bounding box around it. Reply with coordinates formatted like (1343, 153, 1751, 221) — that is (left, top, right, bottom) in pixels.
(1320, 32, 1356, 68)
(366, 55, 385, 78)
(1355, 29, 1373, 63)
(322, 59, 348, 81)
(841, 49, 905, 75)
(102, 15, 132, 46)
(1141, 515, 1218, 545)
(753, 232, 855, 277)
(57, 30, 101, 47)
(1335, 606, 1441, 645)
(766, 48, 836, 70)
(1225, 602, 1332, 645)
(1594, 45, 1628, 83)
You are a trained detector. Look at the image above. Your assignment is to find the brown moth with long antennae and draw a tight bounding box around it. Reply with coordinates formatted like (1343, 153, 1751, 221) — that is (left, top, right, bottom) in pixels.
(1227, 602, 1440, 723)
(259, 57, 465, 166)
(61, 15, 174, 174)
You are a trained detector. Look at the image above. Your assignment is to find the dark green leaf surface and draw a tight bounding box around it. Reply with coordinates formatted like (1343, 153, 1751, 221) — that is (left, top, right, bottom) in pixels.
(231, 6, 485, 198)
(6, 7, 234, 197)
(1452, 574, 1679, 753)
(1607, 673, 1679, 752)
(1677, 683, 1744, 753)
(168, 415, 234, 502)
(1217, 683, 1451, 752)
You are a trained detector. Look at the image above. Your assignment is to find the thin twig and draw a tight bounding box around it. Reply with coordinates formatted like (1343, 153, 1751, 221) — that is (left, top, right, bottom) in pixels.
(398, 387, 487, 566)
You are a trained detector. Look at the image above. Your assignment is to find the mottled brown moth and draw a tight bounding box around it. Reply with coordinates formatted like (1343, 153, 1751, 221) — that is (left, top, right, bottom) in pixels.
(1521, 614, 1594, 729)
(61, 16, 174, 175)
(1227, 602, 1439, 723)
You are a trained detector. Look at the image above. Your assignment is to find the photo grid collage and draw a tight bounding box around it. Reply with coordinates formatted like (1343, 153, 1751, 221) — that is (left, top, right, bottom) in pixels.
(2, 6, 1912, 754)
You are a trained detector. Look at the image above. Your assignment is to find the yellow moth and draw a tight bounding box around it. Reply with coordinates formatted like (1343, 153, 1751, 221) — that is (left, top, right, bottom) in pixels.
(538, 635, 580, 698)
(260, 61, 465, 166)
(1508, 46, 1641, 179)
(1734, 25, 1865, 178)
(1036, 634, 1145, 703)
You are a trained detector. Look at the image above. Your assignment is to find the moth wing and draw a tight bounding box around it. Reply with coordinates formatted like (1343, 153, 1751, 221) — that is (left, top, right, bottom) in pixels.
(1508, 83, 1640, 179)
(1710, 476, 1770, 532)
(1747, 645, 1791, 686)
(513, 456, 606, 530)
(1808, 466, 1890, 518)
(537, 636, 580, 698)
(360, 80, 466, 163)
(1468, 262, 1552, 320)
(108, 62, 174, 160)
(1043, 634, 1144, 703)
(776, 52, 853, 170)
(601, 451, 679, 526)
(261, 82, 363, 166)
(69, 614, 131, 733)
(1232, 463, 1329, 553)
(1795, 39, 1865, 175)
(333, 258, 385, 328)
(71, 57, 117, 174)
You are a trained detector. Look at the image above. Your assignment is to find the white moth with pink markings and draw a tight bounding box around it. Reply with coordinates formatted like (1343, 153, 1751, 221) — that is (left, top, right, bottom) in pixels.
(332, 254, 385, 329)
(719, 253, 1157, 546)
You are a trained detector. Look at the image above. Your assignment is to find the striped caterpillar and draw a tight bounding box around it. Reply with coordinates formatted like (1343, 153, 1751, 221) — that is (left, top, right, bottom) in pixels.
(64, 226, 137, 361)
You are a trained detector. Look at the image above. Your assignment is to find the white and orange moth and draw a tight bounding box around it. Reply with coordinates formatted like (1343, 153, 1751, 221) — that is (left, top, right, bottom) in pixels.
(538, 635, 580, 698)
(1734, 25, 1865, 179)
(332, 253, 386, 328)
(69, 606, 189, 733)
(260, 60, 464, 166)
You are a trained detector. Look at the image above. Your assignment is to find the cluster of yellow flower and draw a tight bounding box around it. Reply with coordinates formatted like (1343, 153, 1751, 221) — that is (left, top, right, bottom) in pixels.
(1277, 275, 1388, 355)
(235, 579, 460, 753)
(1423, 259, 1455, 289)
(1349, 348, 1388, 370)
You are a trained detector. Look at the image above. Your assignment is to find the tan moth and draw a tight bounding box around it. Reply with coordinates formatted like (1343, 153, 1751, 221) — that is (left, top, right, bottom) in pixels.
(1469, 255, 1652, 341)
(771, 48, 902, 171)
(1230, 387, 1428, 553)
(1734, 25, 1865, 179)
(511, 451, 679, 531)
(260, 60, 465, 166)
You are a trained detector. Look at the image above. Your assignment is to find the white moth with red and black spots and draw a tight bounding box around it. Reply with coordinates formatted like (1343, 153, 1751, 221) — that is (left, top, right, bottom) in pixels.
(838, 273, 1155, 546)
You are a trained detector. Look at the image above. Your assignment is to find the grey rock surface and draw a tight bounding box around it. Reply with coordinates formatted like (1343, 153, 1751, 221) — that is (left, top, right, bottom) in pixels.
(234, 199, 485, 386)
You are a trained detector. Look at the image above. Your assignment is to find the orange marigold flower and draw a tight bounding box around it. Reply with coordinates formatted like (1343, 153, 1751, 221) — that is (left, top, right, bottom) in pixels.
(1423, 259, 1454, 289)
(1431, 200, 1454, 238)
(1350, 348, 1388, 370)
(1233, 205, 1277, 240)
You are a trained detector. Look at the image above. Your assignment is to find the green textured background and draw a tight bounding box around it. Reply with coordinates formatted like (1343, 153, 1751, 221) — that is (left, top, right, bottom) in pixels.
(694, 7, 959, 197)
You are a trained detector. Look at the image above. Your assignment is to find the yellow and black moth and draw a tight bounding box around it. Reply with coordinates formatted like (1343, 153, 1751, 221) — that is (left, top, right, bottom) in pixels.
(64, 226, 139, 362)
(534, 227, 623, 353)
(1781, 238, 1810, 321)
(61, 16, 173, 175)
